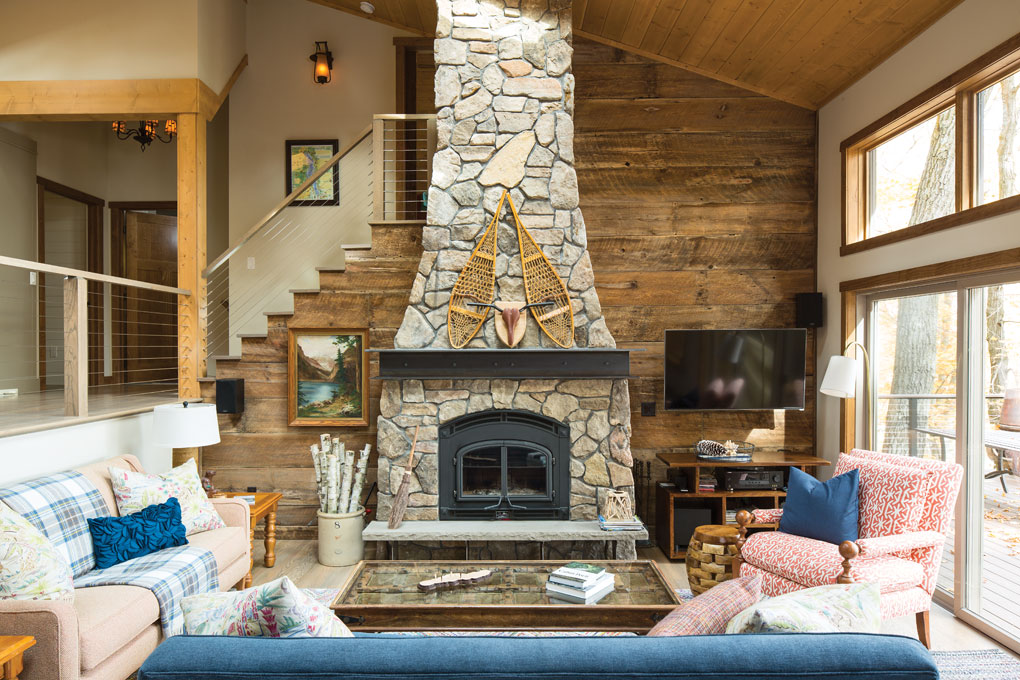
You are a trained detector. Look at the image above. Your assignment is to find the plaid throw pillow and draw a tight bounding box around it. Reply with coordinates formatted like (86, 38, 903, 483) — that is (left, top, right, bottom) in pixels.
(646, 574, 761, 636)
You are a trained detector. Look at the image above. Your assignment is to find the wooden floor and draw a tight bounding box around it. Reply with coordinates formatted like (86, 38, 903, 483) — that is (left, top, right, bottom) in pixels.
(938, 474, 1020, 643)
(0, 383, 178, 436)
(250, 540, 1015, 654)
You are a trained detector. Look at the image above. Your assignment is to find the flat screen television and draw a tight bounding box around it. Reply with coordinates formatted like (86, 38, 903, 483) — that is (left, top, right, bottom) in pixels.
(664, 329, 806, 411)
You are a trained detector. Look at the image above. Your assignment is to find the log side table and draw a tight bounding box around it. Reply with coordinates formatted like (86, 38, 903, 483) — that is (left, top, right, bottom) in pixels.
(216, 491, 283, 588)
(686, 524, 740, 594)
(0, 636, 35, 680)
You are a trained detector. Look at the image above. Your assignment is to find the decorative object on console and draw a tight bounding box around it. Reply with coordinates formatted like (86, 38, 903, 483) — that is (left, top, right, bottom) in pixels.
(820, 341, 874, 448)
(288, 329, 369, 427)
(726, 583, 881, 634)
(285, 139, 339, 205)
(0, 502, 74, 601)
(778, 467, 859, 545)
(181, 575, 353, 638)
(310, 434, 370, 567)
(696, 439, 754, 462)
(418, 569, 494, 591)
(448, 192, 501, 348)
(646, 573, 761, 636)
(200, 469, 218, 496)
(88, 497, 188, 569)
(109, 458, 225, 536)
(685, 524, 741, 594)
(388, 425, 421, 529)
(600, 489, 633, 522)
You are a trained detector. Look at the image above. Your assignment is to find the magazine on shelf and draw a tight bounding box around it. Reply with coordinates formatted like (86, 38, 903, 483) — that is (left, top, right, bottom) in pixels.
(550, 562, 606, 585)
(548, 570, 615, 591)
(598, 514, 645, 531)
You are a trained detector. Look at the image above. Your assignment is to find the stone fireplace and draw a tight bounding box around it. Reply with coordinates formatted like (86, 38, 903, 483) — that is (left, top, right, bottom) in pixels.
(372, 0, 635, 558)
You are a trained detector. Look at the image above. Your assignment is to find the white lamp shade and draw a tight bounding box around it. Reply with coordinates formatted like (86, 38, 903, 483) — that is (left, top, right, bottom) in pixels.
(152, 403, 221, 448)
(819, 355, 858, 399)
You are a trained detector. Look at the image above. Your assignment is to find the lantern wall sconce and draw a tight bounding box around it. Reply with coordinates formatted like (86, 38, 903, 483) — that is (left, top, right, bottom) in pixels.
(310, 41, 334, 84)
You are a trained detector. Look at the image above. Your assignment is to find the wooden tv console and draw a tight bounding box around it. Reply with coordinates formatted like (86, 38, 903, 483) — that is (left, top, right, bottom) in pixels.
(654, 451, 830, 560)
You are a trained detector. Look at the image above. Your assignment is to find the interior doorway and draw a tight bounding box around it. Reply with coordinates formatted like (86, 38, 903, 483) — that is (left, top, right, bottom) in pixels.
(35, 177, 104, 390)
(110, 202, 178, 389)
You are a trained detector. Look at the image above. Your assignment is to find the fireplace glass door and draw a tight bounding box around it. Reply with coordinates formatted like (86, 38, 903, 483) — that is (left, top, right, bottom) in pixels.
(458, 441, 552, 502)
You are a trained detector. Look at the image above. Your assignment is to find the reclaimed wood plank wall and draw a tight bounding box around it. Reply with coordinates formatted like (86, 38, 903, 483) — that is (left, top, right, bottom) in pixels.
(200, 37, 817, 537)
(572, 39, 818, 509)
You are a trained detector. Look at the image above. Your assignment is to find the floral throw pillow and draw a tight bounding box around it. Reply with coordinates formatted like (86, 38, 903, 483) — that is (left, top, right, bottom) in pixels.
(0, 502, 74, 601)
(181, 576, 353, 638)
(646, 575, 761, 636)
(109, 458, 225, 536)
(726, 583, 881, 634)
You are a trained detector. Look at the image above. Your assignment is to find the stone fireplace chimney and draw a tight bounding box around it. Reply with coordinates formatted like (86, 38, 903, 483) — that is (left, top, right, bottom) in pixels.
(375, 0, 634, 557)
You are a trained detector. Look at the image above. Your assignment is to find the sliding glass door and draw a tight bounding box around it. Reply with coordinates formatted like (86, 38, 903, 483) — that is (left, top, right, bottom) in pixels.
(865, 274, 1020, 648)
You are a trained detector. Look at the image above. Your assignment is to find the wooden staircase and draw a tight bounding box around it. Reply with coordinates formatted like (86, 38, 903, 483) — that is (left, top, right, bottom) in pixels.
(199, 221, 423, 536)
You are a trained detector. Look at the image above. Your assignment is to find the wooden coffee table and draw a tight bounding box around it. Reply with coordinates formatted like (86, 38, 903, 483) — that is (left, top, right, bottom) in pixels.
(331, 560, 682, 633)
(0, 636, 34, 680)
(216, 491, 283, 588)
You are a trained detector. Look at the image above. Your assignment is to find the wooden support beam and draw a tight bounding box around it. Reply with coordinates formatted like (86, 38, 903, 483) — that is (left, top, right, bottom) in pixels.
(177, 113, 207, 400)
(63, 276, 88, 417)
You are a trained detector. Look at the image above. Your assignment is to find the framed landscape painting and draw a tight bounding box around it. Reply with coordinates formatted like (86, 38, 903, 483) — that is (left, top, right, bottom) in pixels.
(285, 139, 339, 206)
(288, 328, 368, 427)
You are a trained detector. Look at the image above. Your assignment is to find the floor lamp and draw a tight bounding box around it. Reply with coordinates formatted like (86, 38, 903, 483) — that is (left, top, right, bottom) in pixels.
(152, 401, 221, 469)
(820, 341, 874, 450)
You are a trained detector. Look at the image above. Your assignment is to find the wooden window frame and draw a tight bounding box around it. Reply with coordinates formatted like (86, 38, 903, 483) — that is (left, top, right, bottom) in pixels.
(841, 33, 1020, 256)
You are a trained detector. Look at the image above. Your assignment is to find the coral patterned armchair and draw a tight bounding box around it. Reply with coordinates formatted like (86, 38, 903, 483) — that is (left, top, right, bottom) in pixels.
(735, 449, 963, 647)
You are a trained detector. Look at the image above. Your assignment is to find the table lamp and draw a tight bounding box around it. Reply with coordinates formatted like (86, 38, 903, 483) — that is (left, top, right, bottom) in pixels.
(152, 401, 221, 468)
(820, 341, 873, 449)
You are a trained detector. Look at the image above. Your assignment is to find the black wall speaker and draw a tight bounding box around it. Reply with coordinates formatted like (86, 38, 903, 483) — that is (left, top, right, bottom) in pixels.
(215, 378, 245, 414)
(795, 292, 823, 328)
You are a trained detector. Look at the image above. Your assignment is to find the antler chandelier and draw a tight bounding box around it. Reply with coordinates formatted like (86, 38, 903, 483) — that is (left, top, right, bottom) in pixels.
(111, 119, 177, 151)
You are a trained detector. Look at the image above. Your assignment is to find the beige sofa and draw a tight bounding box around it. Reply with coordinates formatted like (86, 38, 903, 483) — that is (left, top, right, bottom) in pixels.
(0, 455, 251, 680)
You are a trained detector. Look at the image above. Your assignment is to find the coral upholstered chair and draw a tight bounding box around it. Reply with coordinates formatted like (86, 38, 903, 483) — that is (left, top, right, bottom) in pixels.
(735, 449, 962, 647)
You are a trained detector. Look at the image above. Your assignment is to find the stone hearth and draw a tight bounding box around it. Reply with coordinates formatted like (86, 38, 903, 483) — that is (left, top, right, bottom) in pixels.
(372, 0, 634, 558)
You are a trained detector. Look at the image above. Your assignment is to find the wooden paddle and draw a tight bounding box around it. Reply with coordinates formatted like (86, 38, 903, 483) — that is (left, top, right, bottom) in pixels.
(387, 425, 420, 529)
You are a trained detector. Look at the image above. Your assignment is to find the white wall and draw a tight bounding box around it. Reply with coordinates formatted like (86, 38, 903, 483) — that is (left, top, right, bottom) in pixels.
(0, 413, 171, 487)
(816, 0, 1020, 465)
(0, 0, 245, 89)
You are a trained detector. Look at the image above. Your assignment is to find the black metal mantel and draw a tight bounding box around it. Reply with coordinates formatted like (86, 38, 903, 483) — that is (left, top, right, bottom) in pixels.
(369, 348, 634, 380)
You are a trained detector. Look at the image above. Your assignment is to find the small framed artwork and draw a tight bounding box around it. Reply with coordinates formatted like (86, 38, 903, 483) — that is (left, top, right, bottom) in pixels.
(285, 139, 339, 206)
(288, 328, 369, 427)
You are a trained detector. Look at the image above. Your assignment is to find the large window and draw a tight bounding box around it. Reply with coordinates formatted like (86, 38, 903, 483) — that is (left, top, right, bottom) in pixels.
(842, 34, 1020, 255)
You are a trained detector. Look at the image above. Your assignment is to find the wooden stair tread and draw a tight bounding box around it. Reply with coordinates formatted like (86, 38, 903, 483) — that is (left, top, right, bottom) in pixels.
(288, 288, 321, 294)
(262, 311, 294, 316)
(315, 266, 346, 272)
(209, 355, 241, 361)
(342, 243, 373, 251)
(368, 220, 426, 227)
(237, 333, 268, 339)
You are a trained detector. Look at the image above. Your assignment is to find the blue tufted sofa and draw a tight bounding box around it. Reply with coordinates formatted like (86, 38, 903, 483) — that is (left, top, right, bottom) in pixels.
(138, 631, 938, 680)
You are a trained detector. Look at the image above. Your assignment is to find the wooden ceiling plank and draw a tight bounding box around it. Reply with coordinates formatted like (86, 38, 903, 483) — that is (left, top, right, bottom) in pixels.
(402, 0, 425, 35)
(574, 0, 590, 30)
(581, 0, 614, 36)
(659, 0, 714, 61)
(765, 0, 904, 96)
(677, 0, 742, 67)
(697, 0, 775, 75)
(814, 0, 967, 107)
(718, 0, 806, 81)
(733, 0, 837, 90)
(575, 29, 817, 110)
(305, 0, 427, 35)
(638, 0, 690, 54)
(620, 0, 661, 47)
(600, 0, 638, 44)
(417, 0, 437, 34)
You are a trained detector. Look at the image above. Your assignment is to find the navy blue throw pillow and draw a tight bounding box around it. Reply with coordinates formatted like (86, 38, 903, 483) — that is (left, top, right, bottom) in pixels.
(88, 497, 188, 569)
(779, 467, 860, 545)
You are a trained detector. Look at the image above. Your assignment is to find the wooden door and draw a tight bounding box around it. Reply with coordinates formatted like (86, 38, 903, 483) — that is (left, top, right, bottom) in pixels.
(122, 211, 178, 387)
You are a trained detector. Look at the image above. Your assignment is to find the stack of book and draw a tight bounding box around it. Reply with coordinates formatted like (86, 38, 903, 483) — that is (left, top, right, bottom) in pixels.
(546, 562, 615, 604)
(698, 473, 717, 492)
(598, 514, 644, 532)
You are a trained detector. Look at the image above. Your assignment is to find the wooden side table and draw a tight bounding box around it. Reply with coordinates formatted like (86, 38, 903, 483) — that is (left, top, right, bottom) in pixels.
(216, 491, 284, 588)
(0, 636, 35, 680)
(686, 525, 740, 594)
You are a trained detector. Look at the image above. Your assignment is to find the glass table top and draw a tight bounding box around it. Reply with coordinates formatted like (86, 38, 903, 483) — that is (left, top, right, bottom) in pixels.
(333, 561, 678, 607)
